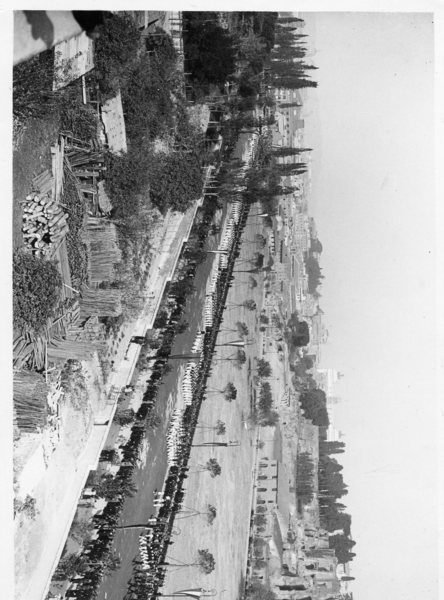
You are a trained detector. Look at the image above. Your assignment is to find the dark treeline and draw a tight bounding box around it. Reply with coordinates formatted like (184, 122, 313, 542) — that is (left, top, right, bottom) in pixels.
(318, 433, 355, 564)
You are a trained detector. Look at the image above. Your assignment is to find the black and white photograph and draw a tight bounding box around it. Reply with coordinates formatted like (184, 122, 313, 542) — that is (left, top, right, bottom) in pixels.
(6, 5, 442, 600)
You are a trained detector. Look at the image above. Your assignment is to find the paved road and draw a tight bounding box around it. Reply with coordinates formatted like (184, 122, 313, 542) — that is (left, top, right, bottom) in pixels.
(97, 215, 226, 600)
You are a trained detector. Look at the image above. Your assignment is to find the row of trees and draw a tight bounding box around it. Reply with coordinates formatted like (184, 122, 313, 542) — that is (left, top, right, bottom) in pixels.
(296, 451, 315, 504)
(299, 388, 329, 427)
(269, 17, 318, 90)
(317, 437, 354, 562)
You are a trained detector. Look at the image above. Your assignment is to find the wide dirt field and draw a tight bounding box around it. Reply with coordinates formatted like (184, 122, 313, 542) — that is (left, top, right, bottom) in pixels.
(160, 210, 265, 598)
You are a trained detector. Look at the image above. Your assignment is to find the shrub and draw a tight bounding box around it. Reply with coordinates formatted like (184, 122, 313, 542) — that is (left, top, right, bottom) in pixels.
(105, 149, 150, 219)
(254, 513, 267, 527)
(13, 49, 55, 120)
(13, 251, 61, 333)
(122, 41, 177, 145)
(15, 495, 38, 519)
(148, 151, 204, 213)
(60, 94, 98, 140)
(94, 12, 141, 94)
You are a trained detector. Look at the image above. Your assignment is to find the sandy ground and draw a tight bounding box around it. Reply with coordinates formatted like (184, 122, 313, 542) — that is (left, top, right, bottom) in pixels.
(160, 210, 265, 598)
(14, 358, 104, 600)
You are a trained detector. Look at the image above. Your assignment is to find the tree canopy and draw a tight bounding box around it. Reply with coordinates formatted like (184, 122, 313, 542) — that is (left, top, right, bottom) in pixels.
(183, 13, 236, 88)
(205, 458, 222, 478)
(94, 12, 141, 94)
(257, 358, 272, 378)
(197, 548, 216, 574)
(247, 582, 277, 600)
(299, 388, 329, 426)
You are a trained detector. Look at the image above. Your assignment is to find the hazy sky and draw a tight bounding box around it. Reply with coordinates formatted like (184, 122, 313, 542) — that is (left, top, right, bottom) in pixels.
(302, 12, 437, 599)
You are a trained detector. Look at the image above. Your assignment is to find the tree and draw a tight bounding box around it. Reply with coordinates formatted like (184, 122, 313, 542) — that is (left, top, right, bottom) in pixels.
(234, 349, 247, 369)
(278, 101, 302, 109)
(146, 412, 162, 430)
(184, 246, 208, 264)
(121, 51, 177, 146)
(258, 382, 273, 413)
(253, 537, 267, 556)
(251, 252, 264, 269)
(243, 298, 257, 311)
(94, 12, 141, 93)
(296, 451, 315, 503)
(178, 503, 217, 525)
(254, 513, 267, 527)
(248, 276, 258, 289)
(310, 237, 323, 253)
(176, 320, 190, 334)
(207, 504, 217, 525)
(280, 17, 304, 24)
(13, 251, 62, 333)
(320, 440, 346, 456)
(205, 458, 222, 478)
(299, 389, 329, 426)
(215, 420, 226, 435)
(329, 534, 356, 564)
(104, 551, 121, 573)
(304, 253, 324, 293)
(288, 321, 310, 348)
(259, 314, 270, 325)
(197, 548, 216, 574)
(285, 312, 310, 348)
(260, 410, 279, 427)
(148, 151, 204, 213)
(236, 321, 249, 338)
(255, 233, 266, 247)
(94, 472, 137, 501)
(247, 582, 277, 600)
(113, 407, 135, 426)
(105, 148, 151, 222)
(56, 553, 87, 580)
(223, 381, 237, 401)
(276, 162, 307, 177)
(273, 146, 312, 158)
(199, 420, 226, 435)
(15, 495, 38, 519)
(170, 276, 196, 301)
(183, 13, 236, 88)
(257, 358, 272, 378)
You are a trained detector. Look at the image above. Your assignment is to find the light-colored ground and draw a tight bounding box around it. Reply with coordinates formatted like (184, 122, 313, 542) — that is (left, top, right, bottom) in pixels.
(161, 210, 265, 598)
(14, 360, 104, 600)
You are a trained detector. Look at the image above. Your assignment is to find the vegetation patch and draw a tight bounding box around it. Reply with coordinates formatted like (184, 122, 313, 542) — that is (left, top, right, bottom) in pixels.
(13, 250, 62, 333)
